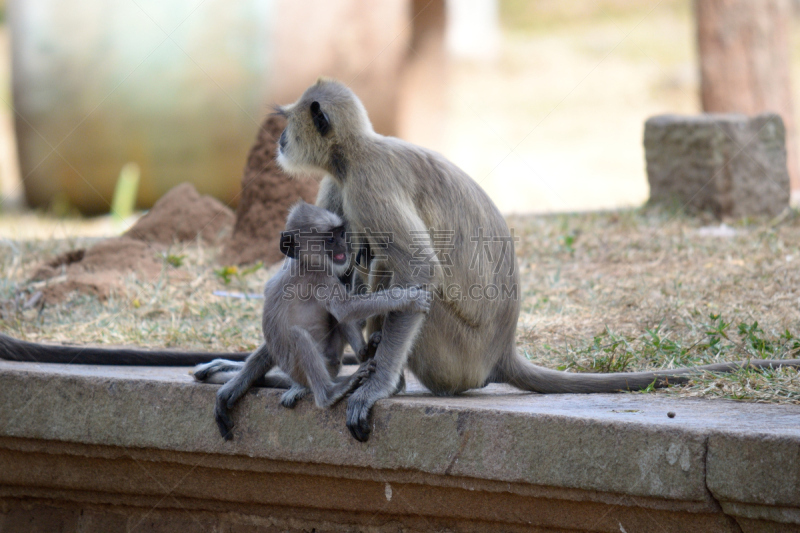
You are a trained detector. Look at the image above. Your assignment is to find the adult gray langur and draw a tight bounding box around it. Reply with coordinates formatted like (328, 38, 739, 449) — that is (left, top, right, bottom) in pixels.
(274, 77, 800, 442)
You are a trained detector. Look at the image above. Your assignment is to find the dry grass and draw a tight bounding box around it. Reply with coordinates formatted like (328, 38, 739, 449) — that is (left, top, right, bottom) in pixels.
(512, 205, 800, 403)
(1, 206, 799, 403)
(0, 236, 272, 353)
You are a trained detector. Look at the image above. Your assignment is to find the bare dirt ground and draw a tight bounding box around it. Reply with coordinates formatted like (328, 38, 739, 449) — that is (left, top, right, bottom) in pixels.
(2, 206, 798, 404)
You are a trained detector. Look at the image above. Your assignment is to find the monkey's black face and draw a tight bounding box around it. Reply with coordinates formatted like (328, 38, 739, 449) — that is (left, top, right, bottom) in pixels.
(282, 226, 349, 273)
(325, 226, 348, 265)
(281, 201, 349, 276)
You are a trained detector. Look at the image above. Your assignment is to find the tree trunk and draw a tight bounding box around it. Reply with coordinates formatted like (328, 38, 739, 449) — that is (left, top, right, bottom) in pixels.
(695, 0, 799, 199)
(397, 0, 447, 151)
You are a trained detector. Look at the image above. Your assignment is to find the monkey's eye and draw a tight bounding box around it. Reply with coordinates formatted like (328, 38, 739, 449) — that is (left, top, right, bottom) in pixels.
(326, 236, 335, 244)
(340, 230, 346, 239)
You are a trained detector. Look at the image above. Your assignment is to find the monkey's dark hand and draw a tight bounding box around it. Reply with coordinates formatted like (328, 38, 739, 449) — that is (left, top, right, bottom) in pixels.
(357, 331, 382, 361)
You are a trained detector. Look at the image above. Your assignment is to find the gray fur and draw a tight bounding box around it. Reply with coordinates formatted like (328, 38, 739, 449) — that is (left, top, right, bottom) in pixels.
(276, 78, 800, 442)
(193, 201, 432, 440)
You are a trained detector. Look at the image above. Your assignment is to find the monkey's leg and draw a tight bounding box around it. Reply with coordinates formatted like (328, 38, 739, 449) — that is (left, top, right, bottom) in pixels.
(289, 328, 375, 408)
(346, 311, 425, 441)
(193, 359, 245, 382)
(194, 360, 294, 388)
(215, 343, 273, 441)
(280, 384, 310, 408)
(340, 322, 366, 360)
(321, 325, 346, 378)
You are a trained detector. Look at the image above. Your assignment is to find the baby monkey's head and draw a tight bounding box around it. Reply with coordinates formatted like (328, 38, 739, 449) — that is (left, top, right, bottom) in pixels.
(280, 201, 350, 275)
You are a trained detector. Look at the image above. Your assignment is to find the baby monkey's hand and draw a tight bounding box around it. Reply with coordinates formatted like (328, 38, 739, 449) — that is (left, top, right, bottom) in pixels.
(406, 287, 432, 314)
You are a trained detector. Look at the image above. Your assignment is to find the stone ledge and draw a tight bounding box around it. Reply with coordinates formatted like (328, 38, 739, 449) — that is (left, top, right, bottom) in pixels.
(0, 361, 798, 532)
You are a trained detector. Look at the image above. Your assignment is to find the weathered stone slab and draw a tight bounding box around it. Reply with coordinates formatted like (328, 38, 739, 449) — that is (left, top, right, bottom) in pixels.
(644, 113, 790, 217)
(0, 361, 798, 532)
(708, 434, 800, 531)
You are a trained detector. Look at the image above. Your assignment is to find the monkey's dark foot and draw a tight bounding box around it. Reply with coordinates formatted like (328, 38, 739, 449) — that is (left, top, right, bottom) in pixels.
(215, 383, 245, 440)
(192, 362, 214, 382)
(322, 361, 379, 409)
(280, 385, 310, 409)
(346, 394, 374, 442)
(193, 359, 244, 382)
(357, 331, 382, 362)
(353, 359, 378, 385)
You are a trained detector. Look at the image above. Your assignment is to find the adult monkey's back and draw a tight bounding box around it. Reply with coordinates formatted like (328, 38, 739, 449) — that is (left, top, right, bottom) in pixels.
(276, 78, 800, 442)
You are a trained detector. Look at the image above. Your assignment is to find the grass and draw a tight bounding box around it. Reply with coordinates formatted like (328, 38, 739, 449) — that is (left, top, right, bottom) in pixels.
(1, 206, 799, 403)
(511, 205, 800, 403)
(0, 235, 271, 353)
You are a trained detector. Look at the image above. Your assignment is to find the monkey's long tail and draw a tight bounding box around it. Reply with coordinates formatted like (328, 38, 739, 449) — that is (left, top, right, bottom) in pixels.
(498, 353, 800, 394)
(0, 333, 250, 366)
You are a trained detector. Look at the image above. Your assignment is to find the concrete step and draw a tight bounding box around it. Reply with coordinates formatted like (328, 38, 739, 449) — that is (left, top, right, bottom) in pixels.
(0, 360, 798, 532)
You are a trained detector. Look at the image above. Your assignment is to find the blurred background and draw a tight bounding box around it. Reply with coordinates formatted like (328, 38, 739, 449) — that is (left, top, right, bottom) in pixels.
(0, 0, 799, 224)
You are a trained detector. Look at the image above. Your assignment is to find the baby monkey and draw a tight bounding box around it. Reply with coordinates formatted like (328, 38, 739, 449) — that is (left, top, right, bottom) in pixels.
(194, 201, 431, 440)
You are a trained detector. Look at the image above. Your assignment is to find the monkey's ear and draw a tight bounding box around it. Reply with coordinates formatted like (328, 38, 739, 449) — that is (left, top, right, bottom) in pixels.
(310, 101, 331, 136)
(279, 231, 299, 259)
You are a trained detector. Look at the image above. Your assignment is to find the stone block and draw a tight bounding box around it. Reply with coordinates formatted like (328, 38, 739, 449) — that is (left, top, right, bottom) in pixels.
(644, 113, 790, 217)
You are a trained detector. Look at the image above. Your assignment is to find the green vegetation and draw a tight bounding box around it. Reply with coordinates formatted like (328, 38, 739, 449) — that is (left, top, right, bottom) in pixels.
(110, 163, 141, 223)
(214, 262, 263, 285)
(164, 253, 186, 268)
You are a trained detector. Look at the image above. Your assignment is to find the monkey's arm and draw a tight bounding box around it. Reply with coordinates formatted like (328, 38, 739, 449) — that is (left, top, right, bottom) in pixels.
(0, 333, 249, 366)
(215, 343, 274, 440)
(345, 204, 438, 441)
(326, 288, 431, 325)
